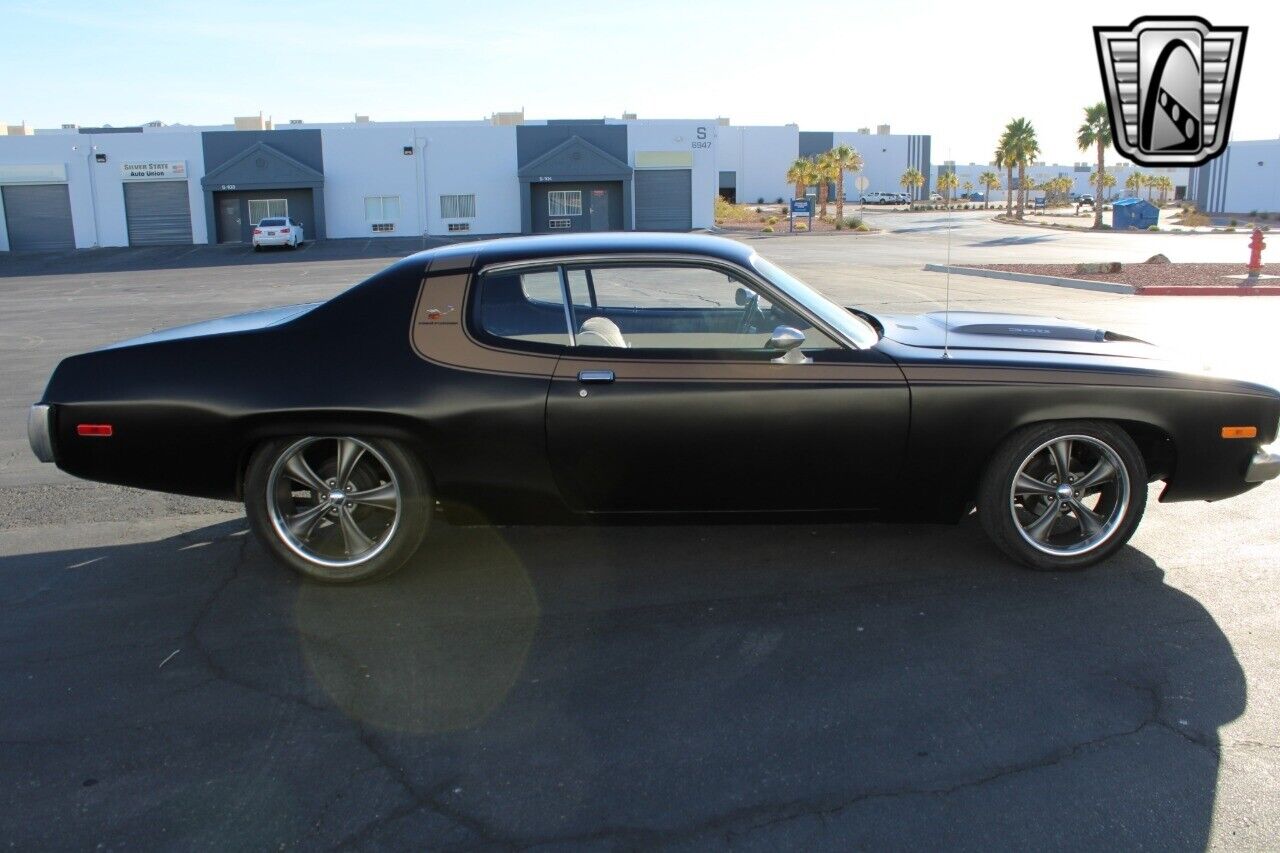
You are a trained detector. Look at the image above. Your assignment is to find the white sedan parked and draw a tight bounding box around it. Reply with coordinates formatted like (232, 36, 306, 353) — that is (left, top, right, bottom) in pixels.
(252, 218, 304, 249)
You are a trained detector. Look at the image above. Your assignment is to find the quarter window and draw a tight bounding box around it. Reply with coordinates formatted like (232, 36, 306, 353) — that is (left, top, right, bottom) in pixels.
(248, 198, 288, 222)
(547, 190, 582, 217)
(475, 269, 570, 348)
(365, 195, 401, 220)
(440, 194, 476, 219)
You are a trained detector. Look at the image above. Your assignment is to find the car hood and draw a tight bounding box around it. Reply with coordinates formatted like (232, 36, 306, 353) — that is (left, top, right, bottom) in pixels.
(867, 310, 1163, 360)
(100, 302, 321, 351)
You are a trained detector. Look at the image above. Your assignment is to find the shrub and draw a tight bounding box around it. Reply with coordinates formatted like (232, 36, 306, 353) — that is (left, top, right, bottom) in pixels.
(766, 216, 778, 225)
(1250, 210, 1258, 217)
(757, 197, 765, 205)
(1229, 218, 1239, 227)
(754, 206, 762, 213)
(795, 222, 808, 231)
(776, 197, 785, 205)
(1223, 227, 1235, 233)
(762, 225, 774, 233)
(1148, 224, 1159, 231)
(842, 216, 868, 231)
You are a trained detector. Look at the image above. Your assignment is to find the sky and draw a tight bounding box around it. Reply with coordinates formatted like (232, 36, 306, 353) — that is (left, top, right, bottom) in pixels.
(2, 0, 1276, 165)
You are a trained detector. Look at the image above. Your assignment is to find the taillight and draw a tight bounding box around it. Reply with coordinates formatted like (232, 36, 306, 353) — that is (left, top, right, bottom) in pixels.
(253, 228, 262, 234)
(279, 227, 290, 233)
(77, 424, 113, 437)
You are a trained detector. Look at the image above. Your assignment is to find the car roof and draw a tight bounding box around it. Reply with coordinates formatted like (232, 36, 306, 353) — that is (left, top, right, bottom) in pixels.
(396, 231, 758, 272)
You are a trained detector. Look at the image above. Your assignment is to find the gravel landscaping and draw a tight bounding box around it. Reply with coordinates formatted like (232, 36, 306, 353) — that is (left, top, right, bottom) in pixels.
(965, 262, 1280, 293)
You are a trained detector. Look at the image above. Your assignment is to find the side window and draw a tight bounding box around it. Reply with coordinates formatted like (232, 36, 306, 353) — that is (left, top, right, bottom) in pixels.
(475, 269, 570, 348)
(569, 264, 841, 351)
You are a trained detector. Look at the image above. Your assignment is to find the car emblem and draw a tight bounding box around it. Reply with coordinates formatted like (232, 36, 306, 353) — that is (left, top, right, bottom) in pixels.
(1093, 16, 1247, 167)
(423, 305, 455, 321)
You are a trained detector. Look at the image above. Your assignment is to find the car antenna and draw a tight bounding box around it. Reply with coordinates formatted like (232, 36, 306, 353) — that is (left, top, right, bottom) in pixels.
(942, 150, 953, 359)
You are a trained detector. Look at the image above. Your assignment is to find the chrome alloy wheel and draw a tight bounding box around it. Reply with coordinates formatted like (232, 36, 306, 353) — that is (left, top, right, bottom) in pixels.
(266, 437, 402, 569)
(1009, 434, 1131, 557)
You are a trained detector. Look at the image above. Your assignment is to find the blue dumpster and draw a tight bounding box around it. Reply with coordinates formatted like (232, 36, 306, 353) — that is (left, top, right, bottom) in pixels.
(1112, 197, 1159, 230)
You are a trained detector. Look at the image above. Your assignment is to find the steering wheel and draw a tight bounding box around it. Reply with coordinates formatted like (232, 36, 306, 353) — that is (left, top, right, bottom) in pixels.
(736, 291, 761, 335)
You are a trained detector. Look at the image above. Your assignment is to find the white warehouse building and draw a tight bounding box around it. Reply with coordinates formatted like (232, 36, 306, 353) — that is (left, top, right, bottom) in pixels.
(0, 115, 930, 252)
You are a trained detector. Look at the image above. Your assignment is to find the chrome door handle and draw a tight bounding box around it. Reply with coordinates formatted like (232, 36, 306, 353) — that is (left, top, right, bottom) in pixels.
(577, 370, 615, 384)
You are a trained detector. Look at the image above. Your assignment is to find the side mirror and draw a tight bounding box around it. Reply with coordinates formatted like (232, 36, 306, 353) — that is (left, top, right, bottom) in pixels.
(767, 325, 811, 364)
(735, 286, 756, 307)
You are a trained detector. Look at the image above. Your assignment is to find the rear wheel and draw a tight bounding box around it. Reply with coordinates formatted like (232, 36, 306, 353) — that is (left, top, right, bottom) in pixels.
(244, 436, 432, 583)
(978, 421, 1147, 571)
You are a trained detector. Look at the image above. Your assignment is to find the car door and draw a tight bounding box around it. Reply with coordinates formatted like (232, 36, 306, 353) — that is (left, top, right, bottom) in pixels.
(544, 259, 910, 513)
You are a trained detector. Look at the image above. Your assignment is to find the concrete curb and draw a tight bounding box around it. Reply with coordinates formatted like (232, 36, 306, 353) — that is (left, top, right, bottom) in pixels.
(923, 264, 1137, 295)
(1137, 285, 1280, 296)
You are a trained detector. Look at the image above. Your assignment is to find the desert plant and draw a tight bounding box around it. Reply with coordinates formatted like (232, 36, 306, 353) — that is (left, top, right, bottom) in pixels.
(1002, 118, 1039, 218)
(766, 216, 778, 225)
(757, 197, 765, 205)
(1077, 102, 1111, 228)
(978, 170, 1000, 210)
(1229, 218, 1239, 227)
(776, 197, 784, 205)
(936, 170, 959, 203)
(795, 221, 808, 231)
(762, 225, 774, 233)
(828, 144, 864, 223)
(899, 167, 925, 202)
(1148, 224, 1159, 231)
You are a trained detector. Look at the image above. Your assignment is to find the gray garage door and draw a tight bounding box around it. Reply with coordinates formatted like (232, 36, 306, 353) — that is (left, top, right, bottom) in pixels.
(634, 169, 692, 231)
(2, 184, 75, 251)
(123, 181, 193, 246)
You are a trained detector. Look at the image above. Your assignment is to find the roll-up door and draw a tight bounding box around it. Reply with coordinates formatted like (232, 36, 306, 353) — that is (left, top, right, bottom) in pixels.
(124, 181, 193, 246)
(634, 169, 692, 231)
(2, 184, 75, 251)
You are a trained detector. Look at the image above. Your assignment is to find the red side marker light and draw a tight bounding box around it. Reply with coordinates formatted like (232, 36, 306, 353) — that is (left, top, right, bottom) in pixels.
(77, 424, 113, 437)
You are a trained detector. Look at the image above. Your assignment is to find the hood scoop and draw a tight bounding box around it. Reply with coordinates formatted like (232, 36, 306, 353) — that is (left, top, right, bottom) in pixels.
(871, 310, 1152, 353)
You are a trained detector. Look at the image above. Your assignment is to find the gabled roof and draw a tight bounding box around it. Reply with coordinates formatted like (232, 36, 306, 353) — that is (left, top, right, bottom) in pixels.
(517, 135, 631, 181)
(200, 141, 324, 188)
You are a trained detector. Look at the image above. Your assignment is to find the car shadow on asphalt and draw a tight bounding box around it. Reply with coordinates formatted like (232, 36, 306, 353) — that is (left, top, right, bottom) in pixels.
(0, 515, 1242, 849)
(967, 235, 1058, 247)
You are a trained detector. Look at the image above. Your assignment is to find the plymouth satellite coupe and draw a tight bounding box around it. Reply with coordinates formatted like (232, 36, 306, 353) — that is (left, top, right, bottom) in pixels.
(27, 233, 1280, 582)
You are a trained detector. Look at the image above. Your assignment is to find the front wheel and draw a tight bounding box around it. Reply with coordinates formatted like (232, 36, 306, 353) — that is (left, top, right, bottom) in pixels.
(244, 436, 432, 583)
(977, 421, 1147, 571)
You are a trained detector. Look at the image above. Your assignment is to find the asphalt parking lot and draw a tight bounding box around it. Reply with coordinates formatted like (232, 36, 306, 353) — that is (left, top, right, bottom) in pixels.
(2, 217, 1279, 849)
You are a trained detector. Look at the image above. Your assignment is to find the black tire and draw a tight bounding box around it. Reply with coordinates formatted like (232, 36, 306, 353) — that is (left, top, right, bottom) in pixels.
(977, 421, 1147, 571)
(244, 436, 432, 583)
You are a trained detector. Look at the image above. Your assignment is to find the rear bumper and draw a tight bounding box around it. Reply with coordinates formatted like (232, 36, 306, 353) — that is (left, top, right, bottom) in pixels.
(1246, 444, 1280, 483)
(27, 404, 54, 463)
(253, 235, 295, 246)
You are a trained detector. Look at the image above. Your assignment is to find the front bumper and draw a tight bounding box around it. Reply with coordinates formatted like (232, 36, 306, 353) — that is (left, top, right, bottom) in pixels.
(27, 403, 54, 463)
(1246, 443, 1280, 483)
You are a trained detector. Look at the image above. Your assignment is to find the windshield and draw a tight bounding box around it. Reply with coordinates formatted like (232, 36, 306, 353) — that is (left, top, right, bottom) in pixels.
(749, 254, 879, 349)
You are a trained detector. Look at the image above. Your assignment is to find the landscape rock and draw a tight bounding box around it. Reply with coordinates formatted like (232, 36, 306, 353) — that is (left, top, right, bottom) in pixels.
(1145, 253, 1171, 264)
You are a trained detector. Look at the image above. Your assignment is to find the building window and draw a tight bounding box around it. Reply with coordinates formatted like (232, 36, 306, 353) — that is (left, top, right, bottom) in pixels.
(439, 194, 476, 219)
(548, 218, 572, 230)
(547, 190, 582, 217)
(371, 222, 396, 233)
(447, 222, 470, 232)
(248, 198, 287, 223)
(365, 196, 401, 221)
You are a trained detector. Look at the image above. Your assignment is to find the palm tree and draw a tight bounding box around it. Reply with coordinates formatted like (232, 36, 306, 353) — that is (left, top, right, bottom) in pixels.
(900, 167, 924, 205)
(1090, 171, 1117, 200)
(828, 144, 863, 223)
(1153, 174, 1173, 204)
(936, 170, 959, 204)
(1125, 170, 1145, 198)
(978, 170, 1000, 209)
(1003, 118, 1040, 218)
(995, 139, 1014, 217)
(786, 158, 812, 200)
(1076, 102, 1111, 228)
(962, 180, 974, 201)
(815, 151, 838, 217)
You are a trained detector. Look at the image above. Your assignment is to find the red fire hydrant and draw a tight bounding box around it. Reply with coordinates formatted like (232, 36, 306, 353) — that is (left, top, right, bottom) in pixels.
(1247, 227, 1266, 283)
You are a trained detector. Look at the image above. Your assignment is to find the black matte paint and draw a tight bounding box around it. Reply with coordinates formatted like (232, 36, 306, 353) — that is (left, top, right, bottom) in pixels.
(35, 233, 1280, 524)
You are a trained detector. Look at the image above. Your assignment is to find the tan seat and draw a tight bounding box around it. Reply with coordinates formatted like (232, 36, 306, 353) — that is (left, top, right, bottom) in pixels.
(577, 316, 628, 348)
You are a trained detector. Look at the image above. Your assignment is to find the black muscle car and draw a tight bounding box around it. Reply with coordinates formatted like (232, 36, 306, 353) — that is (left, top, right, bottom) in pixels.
(27, 233, 1280, 582)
